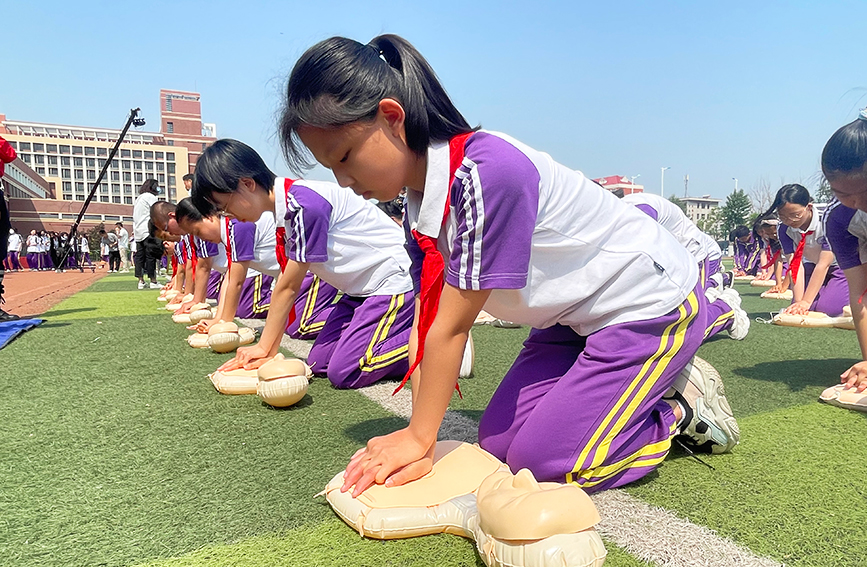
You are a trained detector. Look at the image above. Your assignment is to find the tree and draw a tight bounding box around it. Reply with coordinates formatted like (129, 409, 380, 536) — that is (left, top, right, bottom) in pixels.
(697, 208, 724, 240)
(749, 177, 775, 215)
(815, 178, 833, 204)
(668, 195, 687, 214)
(720, 189, 753, 237)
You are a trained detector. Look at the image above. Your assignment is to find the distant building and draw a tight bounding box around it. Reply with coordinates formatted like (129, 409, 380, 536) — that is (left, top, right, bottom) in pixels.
(0, 88, 216, 234)
(159, 89, 217, 172)
(593, 175, 644, 195)
(683, 195, 721, 224)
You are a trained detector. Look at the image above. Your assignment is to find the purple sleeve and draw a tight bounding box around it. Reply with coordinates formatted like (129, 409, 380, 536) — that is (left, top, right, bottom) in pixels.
(779, 229, 795, 255)
(404, 220, 424, 294)
(195, 236, 219, 259)
(445, 132, 539, 291)
(284, 184, 331, 263)
(824, 203, 862, 269)
(177, 235, 189, 264)
(227, 219, 257, 263)
(635, 203, 659, 221)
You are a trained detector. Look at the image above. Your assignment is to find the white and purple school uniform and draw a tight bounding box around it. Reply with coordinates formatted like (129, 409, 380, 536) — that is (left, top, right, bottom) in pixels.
(779, 202, 848, 316)
(623, 192, 733, 340)
(25, 234, 39, 270)
(733, 235, 761, 275)
(285, 272, 341, 341)
(407, 131, 705, 493)
(79, 236, 91, 266)
(191, 235, 224, 301)
(217, 216, 275, 319)
(823, 199, 866, 305)
(274, 178, 414, 389)
(5, 232, 22, 271)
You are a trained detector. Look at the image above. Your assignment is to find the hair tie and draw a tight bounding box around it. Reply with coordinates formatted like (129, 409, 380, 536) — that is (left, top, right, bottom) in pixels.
(859, 108, 867, 121)
(366, 43, 388, 64)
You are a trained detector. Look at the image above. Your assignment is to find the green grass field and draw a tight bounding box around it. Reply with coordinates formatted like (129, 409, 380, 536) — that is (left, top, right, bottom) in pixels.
(1, 274, 866, 567)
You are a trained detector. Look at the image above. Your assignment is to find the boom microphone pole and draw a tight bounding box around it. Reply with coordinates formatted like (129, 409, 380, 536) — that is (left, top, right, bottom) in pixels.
(57, 107, 146, 272)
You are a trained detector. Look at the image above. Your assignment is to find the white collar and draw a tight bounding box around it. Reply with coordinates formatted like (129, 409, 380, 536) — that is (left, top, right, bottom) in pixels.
(413, 140, 451, 238)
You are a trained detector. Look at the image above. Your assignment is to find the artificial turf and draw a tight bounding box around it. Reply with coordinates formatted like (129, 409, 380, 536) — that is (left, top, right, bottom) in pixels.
(1, 274, 864, 566)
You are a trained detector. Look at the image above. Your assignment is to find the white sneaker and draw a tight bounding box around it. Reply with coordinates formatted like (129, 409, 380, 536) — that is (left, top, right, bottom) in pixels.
(668, 356, 740, 454)
(149, 282, 162, 289)
(138, 280, 145, 289)
(718, 288, 749, 340)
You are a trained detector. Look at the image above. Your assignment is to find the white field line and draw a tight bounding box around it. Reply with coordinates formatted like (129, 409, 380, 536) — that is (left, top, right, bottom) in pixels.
(237, 318, 782, 567)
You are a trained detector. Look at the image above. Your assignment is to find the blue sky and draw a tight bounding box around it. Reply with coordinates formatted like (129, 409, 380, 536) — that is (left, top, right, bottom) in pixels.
(3, 0, 865, 201)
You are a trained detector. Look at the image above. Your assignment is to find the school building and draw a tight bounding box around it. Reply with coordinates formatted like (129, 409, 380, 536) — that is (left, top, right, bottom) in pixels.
(0, 89, 215, 234)
(682, 195, 721, 224)
(593, 175, 645, 195)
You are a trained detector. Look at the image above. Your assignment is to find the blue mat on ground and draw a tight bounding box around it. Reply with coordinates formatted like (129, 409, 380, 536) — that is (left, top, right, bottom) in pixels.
(0, 318, 44, 350)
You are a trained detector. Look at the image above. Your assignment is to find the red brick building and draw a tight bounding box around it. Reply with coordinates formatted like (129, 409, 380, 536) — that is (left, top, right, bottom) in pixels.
(593, 175, 645, 195)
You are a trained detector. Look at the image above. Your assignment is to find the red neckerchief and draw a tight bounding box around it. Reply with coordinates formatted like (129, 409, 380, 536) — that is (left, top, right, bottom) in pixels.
(188, 235, 198, 284)
(275, 178, 297, 326)
(222, 216, 234, 270)
(789, 230, 814, 286)
(761, 246, 781, 270)
(393, 132, 473, 397)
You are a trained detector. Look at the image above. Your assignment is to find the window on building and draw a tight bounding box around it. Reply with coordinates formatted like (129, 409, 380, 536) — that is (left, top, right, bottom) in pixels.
(166, 152, 174, 161)
(167, 140, 174, 146)
(111, 171, 120, 181)
(19, 142, 31, 151)
(134, 161, 142, 170)
(60, 145, 70, 154)
(100, 183, 108, 193)
(122, 160, 130, 169)
(74, 170, 84, 180)
(158, 174, 165, 183)
(62, 169, 71, 179)
(121, 149, 131, 158)
(202, 142, 207, 150)
(20, 154, 30, 163)
(7, 141, 16, 150)
(134, 173, 143, 183)
(33, 143, 44, 152)
(86, 158, 95, 167)
(74, 157, 83, 167)
(165, 98, 172, 111)
(36, 155, 46, 165)
(124, 196, 133, 205)
(168, 175, 176, 187)
(166, 122, 174, 133)
(111, 159, 118, 168)
(112, 183, 121, 193)
(112, 196, 121, 203)
(85, 147, 95, 156)
(123, 172, 131, 181)
(47, 144, 57, 153)
(97, 159, 105, 168)
(50, 167, 59, 176)
(100, 195, 110, 203)
(156, 162, 164, 172)
(63, 194, 73, 201)
(62, 182, 72, 191)
(123, 184, 132, 194)
(47, 156, 56, 166)
(88, 170, 96, 180)
(37, 167, 46, 175)
(76, 194, 86, 201)
(97, 147, 107, 156)
(167, 163, 176, 174)
(144, 151, 153, 159)
(60, 156, 70, 166)
(72, 146, 83, 155)
(145, 162, 153, 171)
(75, 182, 85, 191)
(133, 150, 142, 159)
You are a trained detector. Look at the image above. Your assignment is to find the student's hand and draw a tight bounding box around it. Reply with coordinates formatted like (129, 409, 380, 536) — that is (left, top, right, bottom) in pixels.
(769, 283, 787, 294)
(733, 269, 746, 277)
(218, 344, 273, 372)
(177, 301, 194, 314)
(195, 319, 215, 333)
(341, 428, 434, 498)
(841, 361, 867, 392)
(783, 300, 810, 315)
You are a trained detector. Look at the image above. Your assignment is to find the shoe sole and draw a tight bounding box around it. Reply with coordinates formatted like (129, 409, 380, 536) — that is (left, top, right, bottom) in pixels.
(681, 357, 740, 454)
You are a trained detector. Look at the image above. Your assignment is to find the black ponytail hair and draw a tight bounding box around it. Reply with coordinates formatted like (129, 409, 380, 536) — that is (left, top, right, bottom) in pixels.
(761, 183, 812, 219)
(175, 197, 205, 224)
(279, 34, 475, 173)
(730, 225, 750, 240)
(822, 115, 867, 180)
(192, 139, 276, 215)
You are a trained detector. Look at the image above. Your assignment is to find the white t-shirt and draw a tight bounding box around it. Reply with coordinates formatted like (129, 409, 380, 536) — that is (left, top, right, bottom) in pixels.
(405, 131, 698, 336)
(623, 192, 721, 263)
(219, 213, 281, 278)
(133, 193, 158, 242)
(8, 232, 21, 252)
(116, 227, 130, 248)
(274, 178, 413, 297)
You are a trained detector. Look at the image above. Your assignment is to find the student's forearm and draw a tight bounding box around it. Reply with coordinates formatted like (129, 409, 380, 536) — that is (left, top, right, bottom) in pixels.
(774, 260, 784, 284)
(258, 264, 307, 355)
(192, 258, 212, 303)
(216, 264, 246, 322)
